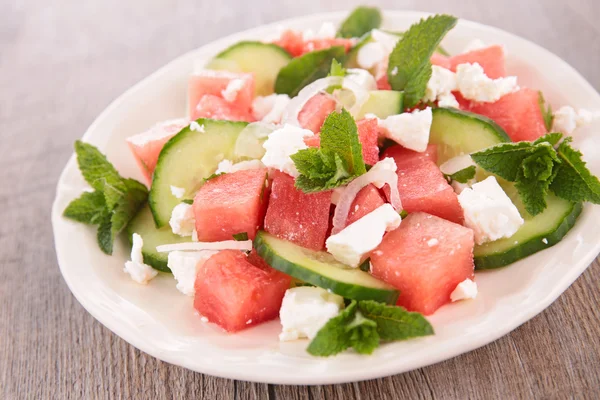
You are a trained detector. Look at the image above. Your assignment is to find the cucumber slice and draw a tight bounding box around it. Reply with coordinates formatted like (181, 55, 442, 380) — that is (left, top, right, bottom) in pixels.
(254, 231, 399, 304)
(429, 107, 511, 165)
(356, 90, 404, 119)
(206, 41, 292, 96)
(150, 119, 247, 227)
(127, 205, 191, 272)
(474, 196, 582, 269)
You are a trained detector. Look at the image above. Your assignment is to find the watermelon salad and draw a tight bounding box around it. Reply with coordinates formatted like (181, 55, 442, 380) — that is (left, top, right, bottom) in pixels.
(64, 7, 600, 357)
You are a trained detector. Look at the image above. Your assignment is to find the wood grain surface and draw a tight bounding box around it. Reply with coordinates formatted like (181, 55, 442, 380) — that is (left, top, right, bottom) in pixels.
(2, 0, 600, 398)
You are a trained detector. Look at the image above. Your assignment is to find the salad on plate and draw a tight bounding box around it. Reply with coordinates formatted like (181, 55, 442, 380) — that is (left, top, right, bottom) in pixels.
(63, 7, 600, 357)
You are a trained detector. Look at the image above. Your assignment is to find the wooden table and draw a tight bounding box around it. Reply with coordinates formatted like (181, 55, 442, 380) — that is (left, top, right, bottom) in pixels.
(2, 0, 599, 398)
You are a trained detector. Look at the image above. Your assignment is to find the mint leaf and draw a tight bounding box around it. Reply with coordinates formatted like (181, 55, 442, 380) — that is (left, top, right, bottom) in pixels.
(320, 109, 366, 176)
(345, 311, 379, 355)
(357, 300, 434, 341)
(96, 214, 114, 255)
(387, 15, 457, 108)
(337, 6, 382, 38)
(538, 91, 554, 131)
(232, 232, 249, 241)
(275, 46, 346, 97)
(110, 179, 148, 240)
(329, 59, 346, 77)
(74, 140, 126, 194)
(534, 132, 563, 146)
(515, 145, 560, 216)
(445, 165, 476, 184)
(182, 199, 193, 205)
(63, 191, 108, 224)
(471, 141, 535, 182)
(551, 138, 600, 203)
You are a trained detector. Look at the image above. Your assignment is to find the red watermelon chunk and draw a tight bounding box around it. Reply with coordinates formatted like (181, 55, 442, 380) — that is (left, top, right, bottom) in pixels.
(188, 70, 255, 117)
(264, 171, 332, 251)
(194, 250, 291, 332)
(381, 144, 438, 167)
(126, 118, 188, 184)
(303, 38, 354, 54)
(370, 212, 475, 315)
(273, 30, 353, 57)
(298, 93, 337, 133)
(357, 118, 380, 166)
(192, 95, 254, 122)
(467, 88, 548, 142)
(431, 53, 452, 70)
(304, 134, 321, 148)
(450, 45, 506, 79)
(385, 157, 464, 224)
(346, 184, 385, 227)
(193, 168, 268, 241)
(376, 74, 391, 90)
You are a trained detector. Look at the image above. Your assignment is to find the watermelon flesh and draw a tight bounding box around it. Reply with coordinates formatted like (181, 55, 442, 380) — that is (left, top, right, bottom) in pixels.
(466, 88, 548, 142)
(273, 30, 353, 57)
(188, 70, 255, 118)
(193, 168, 269, 241)
(431, 53, 452, 70)
(264, 171, 332, 251)
(192, 95, 254, 122)
(357, 118, 380, 166)
(194, 250, 291, 332)
(346, 184, 385, 227)
(126, 119, 188, 184)
(298, 94, 337, 133)
(450, 45, 506, 79)
(382, 144, 438, 168)
(370, 212, 475, 315)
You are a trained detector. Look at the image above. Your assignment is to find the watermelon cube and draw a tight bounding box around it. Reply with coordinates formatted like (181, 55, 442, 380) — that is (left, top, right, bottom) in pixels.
(194, 250, 291, 332)
(298, 93, 337, 133)
(188, 70, 255, 118)
(450, 45, 506, 79)
(357, 118, 380, 166)
(382, 144, 438, 168)
(385, 157, 464, 224)
(430, 53, 452, 70)
(192, 95, 254, 122)
(303, 38, 354, 54)
(467, 88, 548, 142)
(346, 184, 385, 227)
(126, 119, 188, 184)
(370, 212, 475, 315)
(273, 30, 305, 57)
(193, 168, 268, 241)
(264, 171, 332, 250)
(304, 134, 321, 148)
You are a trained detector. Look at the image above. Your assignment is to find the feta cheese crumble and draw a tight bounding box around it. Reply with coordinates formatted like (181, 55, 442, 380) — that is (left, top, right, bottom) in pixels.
(450, 278, 478, 302)
(423, 66, 459, 108)
(456, 63, 519, 103)
(215, 159, 264, 174)
(123, 233, 158, 284)
(169, 203, 196, 237)
(326, 204, 402, 268)
(552, 106, 600, 135)
(357, 42, 387, 69)
(251, 94, 291, 123)
(377, 107, 433, 152)
(346, 68, 378, 91)
(261, 124, 314, 177)
(303, 22, 336, 40)
(458, 176, 524, 245)
(221, 79, 245, 103)
(279, 287, 344, 341)
(167, 250, 217, 296)
(170, 185, 185, 199)
(189, 121, 205, 132)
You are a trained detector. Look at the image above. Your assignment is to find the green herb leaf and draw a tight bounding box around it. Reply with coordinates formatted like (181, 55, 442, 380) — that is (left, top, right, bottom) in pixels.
(320, 109, 366, 176)
(471, 141, 535, 182)
(63, 191, 108, 224)
(538, 91, 554, 131)
(358, 258, 371, 272)
(534, 132, 563, 146)
(514, 145, 560, 216)
(232, 232, 249, 241)
(96, 214, 114, 255)
(204, 172, 224, 182)
(337, 6, 382, 38)
(550, 138, 600, 203)
(181, 199, 194, 205)
(275, 46, 346, 97)
(74, 140, 126, 194)
(345, 311, 380, 355)
(329, 59, 347, 77)
(387, 15, 457, 108)
(110, 179, 148, 240)
(445, 165, 476, 184)
(357, 300, 434, 341)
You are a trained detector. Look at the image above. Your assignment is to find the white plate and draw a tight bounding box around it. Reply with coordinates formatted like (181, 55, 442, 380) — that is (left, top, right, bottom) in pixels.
(52, 10, 600, 385)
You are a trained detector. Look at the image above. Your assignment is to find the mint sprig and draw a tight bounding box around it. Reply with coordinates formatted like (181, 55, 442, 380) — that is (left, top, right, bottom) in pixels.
(63, 141, 148, 255)
(307, 300, 433, 357)
(445, 165, 476, 184)
(328, 59, 346, 78)
(387, 15, 457, 108)
(291, 109, 366, 192)
(551, 138, 600, 203)
(337, 6, 382, 39)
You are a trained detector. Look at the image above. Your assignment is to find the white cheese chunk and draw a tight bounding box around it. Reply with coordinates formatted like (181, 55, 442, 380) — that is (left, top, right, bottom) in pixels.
(423, 65, 458, 108)
(169, 203, 196, 237)
(458, 176, 524, 244)
(303, 22, 337, 40)
(357, 42, 386, 69)
(221, 79, 245, 103)
(215, 159, 264, 174)
(123, 233, 158, 284)
(261, 124, 313, 177)
(167, 250, 217, 296)
(456, 63, 519, 103)
(326, 204, 402, 267)
(279, 287, 344, 341)
(377, 107, 433, 152)
(450, 278, 478, 302)
(170, 185, 185, 199)
(552, 106, 600, 135)
(251, 94, 291, 123)
(346, 68, 378, 91)
(370, 29, 400, 53)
